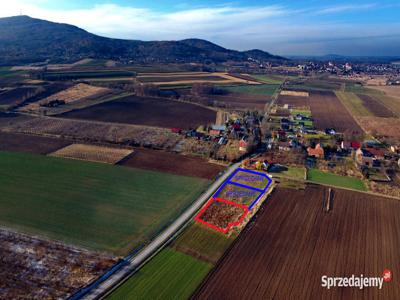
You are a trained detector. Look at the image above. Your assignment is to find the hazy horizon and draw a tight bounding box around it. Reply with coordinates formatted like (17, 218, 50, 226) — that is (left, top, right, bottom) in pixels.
(1, 0, 400, 57)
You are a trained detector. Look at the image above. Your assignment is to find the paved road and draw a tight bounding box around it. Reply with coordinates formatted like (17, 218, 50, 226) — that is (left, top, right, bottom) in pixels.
(80, 162, 241, 300)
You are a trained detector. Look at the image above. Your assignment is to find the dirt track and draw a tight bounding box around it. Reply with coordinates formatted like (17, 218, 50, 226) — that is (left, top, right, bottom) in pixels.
(309, 91, 363, 134)
(194, 186, 400, 299)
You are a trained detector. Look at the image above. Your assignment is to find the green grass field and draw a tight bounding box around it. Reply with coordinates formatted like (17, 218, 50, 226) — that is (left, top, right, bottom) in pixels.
(335, 91, 372, 117)
(303, 133, 331, 140)
(307, 168, 367, 191)
(286, 79, 341, 92)
(0, 151, 209, 254)
(278, 166, 306, 180)
(107, 248, 212, 300)
(290, 109, 312, 117)
(292, 119, 313, 127)
(252, 75, 285, 85)
(43, 70, 135, 80)
(172, 222, 234, 264)
(344, 83, 384, 95)
(222, 84, 280, 96)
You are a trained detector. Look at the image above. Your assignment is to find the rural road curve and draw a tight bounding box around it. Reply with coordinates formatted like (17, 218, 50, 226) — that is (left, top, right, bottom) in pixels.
(79, 162, 241, 300)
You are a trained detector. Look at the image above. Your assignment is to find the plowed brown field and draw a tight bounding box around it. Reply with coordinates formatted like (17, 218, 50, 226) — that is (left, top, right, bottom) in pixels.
(0, 132, 70, 154)
(209, 93, 270, 110)
(194, 186, 400, 299)
(356, 94, 395, 117)
(119, 148, 224, 179)
(277, 94, 309, 108)
(61, 96, 216, 129)
(309, 91, 363, 134)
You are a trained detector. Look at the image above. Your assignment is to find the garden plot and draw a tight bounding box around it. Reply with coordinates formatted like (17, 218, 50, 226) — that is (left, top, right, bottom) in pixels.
(49, 144, 133, 164)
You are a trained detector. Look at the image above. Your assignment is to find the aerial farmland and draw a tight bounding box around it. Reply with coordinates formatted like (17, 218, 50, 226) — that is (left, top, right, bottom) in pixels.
(194, 186, 400, 299)
(0, 10, 399, 300)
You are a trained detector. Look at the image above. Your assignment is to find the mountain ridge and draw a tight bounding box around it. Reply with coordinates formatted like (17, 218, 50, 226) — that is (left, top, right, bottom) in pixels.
(0, 15, 286, 65)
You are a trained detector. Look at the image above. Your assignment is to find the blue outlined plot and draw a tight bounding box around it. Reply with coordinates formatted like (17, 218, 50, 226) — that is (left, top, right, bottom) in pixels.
(230, 168, 271, 191)
(214, 183, 263, 206)
(213, 168, 272, 210)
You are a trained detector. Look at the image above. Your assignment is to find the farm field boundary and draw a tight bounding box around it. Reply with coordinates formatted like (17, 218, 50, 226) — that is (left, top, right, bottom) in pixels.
(214, 168, 272, 209)
(195, 198, 249, 233)
(49, 144, 133, 164)
(195, 168, 272, 233)
(76, 163, 240, 300)
(193, 186, 400, 299)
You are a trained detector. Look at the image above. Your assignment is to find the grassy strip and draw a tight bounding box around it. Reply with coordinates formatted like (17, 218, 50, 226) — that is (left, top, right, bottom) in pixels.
(0, 151, 209, 255)
(335, 91, 372, 117)
(252, 75, 284, 85)
(172, 222, 234, 264)
(290, 109, 312, 117)
(279, 166, 306, 180)
(345, 83, 384, 95)
(107, 248, 212, 300)
(222, 84, 280, 96)
(292, 119, 313, 127)
(307, 168, 367, 191)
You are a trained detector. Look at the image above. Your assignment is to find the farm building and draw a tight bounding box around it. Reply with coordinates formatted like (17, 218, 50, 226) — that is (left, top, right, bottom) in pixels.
(278, 141, 291, 152)
(390, 145, 400, 153)
(340, 141, 361, 151)
(307, 143, 324, 158)
(355, 148, 381, 167)
(239, 138, 248, 152)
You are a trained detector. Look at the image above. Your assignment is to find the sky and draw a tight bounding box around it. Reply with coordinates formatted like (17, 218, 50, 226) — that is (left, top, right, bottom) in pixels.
(1, 0, 400, 56)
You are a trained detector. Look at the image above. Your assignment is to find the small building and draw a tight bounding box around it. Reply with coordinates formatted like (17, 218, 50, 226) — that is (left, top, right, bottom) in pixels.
(211, 124, 226, 132)
(278, 141, 291, 151)
(364, 147, 385, 160)
(307, 143, 324, 158)
(325, 128, 336, 135)
(209, 129, 221, 136)
(239, 138, 248, 152)
(341, 141, 361, 151)
(171, 128, 182, 134)
(341, 141, 351, 150)
(351, 141, 361, 150)
(390, 145, 400, 153)
(355, 148, 381, 167)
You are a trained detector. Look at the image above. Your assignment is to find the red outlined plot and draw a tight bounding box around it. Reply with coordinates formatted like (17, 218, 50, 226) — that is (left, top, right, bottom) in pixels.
(195, 198, 249, 233)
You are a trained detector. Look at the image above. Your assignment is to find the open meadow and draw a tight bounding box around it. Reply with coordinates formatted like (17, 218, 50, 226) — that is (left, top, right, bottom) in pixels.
(172, 222, 234, 264)
(0, 151, 209, 255)
(107, 248, 212, 300)
(307, 168, 367, 191)
(222, 84, 280, 96)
